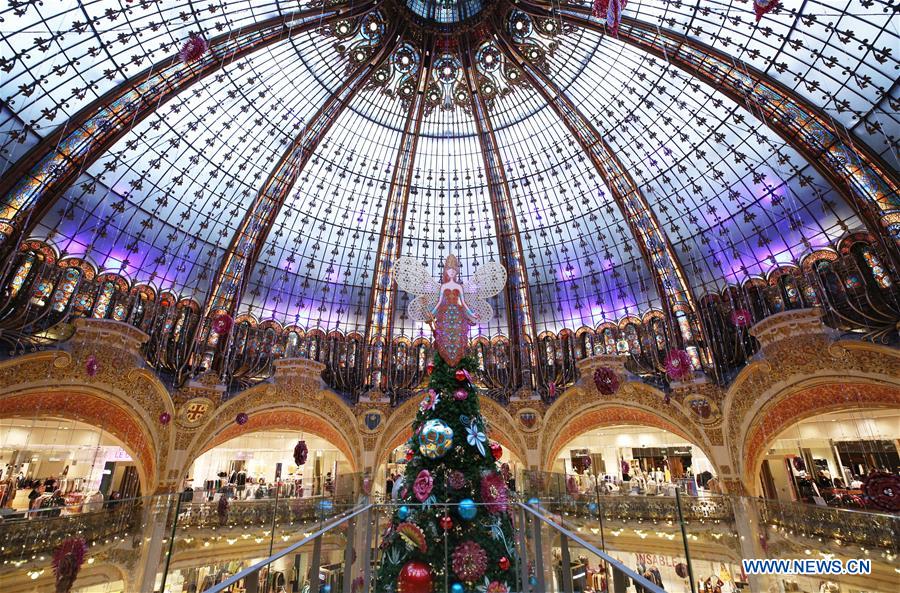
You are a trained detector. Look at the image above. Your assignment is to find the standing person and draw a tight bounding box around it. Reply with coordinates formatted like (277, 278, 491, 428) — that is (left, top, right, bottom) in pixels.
(385, 474, 394, 499)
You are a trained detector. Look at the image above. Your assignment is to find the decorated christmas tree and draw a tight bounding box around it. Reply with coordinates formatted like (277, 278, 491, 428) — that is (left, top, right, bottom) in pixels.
(375, 256, 518, 593)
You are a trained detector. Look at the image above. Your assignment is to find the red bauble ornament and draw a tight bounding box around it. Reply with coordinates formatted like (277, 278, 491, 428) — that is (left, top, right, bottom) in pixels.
(397, 560, 433, 593)
(211, 312, 234, 335)
(439, 515, 453, 531)
(426, 361, 435, 374)
(85, 355, 99, 377)
(490, 441, 503, 461)
(455, 369, 467, 381)
(405, 449, 414, 461)
(159, 412, 171, 425)
(499, 556, 511, 571)
(665, 349, 693, 381)
(730, 308, 752, 328)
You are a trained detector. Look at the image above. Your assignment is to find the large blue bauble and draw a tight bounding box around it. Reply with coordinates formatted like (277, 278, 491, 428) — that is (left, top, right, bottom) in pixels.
(527, 497, 540, 506)
(458, 498, 477, 520)
(322, 586, 332, 593)
(418, 419, 454, 459)
(529, 575, 539, 586)
(451, 584, 465, 593)
(397, 505, 410, 520)
(588, 502, 598, 513)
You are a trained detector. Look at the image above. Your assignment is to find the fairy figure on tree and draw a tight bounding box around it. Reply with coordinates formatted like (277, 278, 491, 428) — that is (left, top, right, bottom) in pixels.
(374, 255, 518, 593)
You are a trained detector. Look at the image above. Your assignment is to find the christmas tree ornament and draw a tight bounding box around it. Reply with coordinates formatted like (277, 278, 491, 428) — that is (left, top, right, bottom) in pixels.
(440, 514, 453, 530)
(480, 472, 509, 513)
(85, 355, 99, 377)
(490, 441, 503, 460)
(397, 560, 433, 593)
(405, 448, 415, 461)
(211, 312, 234, 335)
(413, 469, 433, 502)
(455, 368, 468, 381)
(464, 417, 487, 456)
(397, 522, 428, 552)
(665, 349, 693, 381)
(397, 505, 410, 520)
(453, 388, 468, 400)
(419, 389, 439, 412)
(158, 412, 171, 425)
(293, 440, 308, 465)
(593, 366, 620, 395)
(863, 472, 899, 512)
(486, 582, 509, 593)
(450, 584, 465, 593)
(753, 0, 779, 22)
(548, 381, 557, 399)
(235, 412, 249, 425)
(499, 556, 510, 571)
(451, 540, 488, 582)
(448, 470, 467, 490)
(418, 419, 454, 459)
(426, 361, 435, 374)
(458, 498, 477, 520)
(393, 255, 505, 366)
(592, 0, 626, 37)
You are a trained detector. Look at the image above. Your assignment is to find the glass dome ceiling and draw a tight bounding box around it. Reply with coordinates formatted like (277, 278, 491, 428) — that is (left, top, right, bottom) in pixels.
(0, 0, 896, 341)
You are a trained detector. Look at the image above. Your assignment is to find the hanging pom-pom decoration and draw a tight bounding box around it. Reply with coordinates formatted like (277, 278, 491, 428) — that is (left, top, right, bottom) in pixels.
(753, 0, 780, 23)
(53, 537, 88, 593)
(592, 0, 626, 37)
(179, 33, 209, 63)
(211, 312, 234, 335)
(294, 440, 308, 466)
(235, 412, 249, 425)
(730, 308, 752, 328)
(593, 366, 620, 395)
(862, 472, 900, 512)
(159, 412, 171, 425)
(665, 349, 693, 381)
(85, 355, 99, 377)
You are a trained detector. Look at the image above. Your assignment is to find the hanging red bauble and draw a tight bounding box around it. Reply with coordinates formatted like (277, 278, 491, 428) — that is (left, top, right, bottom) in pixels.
(730, 308, 752, 328)
(159, 412, 171, 425)
(439, 515, 453, 531)
(294, 440, 308, 466)
(53, 537, 88, 593)
(397, 560, 433, 593)
(405, 449, 414, 461)
(426, 361, 435, 374)
(592, 366, 619, 395)
(490, 441, 503, 461)
(455, 368, 467, 381)
(179, 33, 209, 63)
(235, 412, 249, 425)
(665, 349, 693, 381)
(85, 355, 99, 377)
(211, 312, 234, 335)
(499, 556, 511, 571)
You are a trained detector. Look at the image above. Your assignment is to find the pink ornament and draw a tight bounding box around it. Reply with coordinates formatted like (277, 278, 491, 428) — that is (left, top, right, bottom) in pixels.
(419, 389, 439, 412)
(85, 355, 99, 377)
(480, 472, 509, 514)
(548, 381, 557, 399)
(211, 312, 234, 335)
(753, 0, 780, 22)
(665, 349, 693, 381)
(453, 388, 468, 401)
(426, 361, 435, 374)
(235, 412, 249, 425)
(592, 0, 626, 37)
(593, 366, 619, 395)
(730, 308, 752, 328)
(452, 541, 488, 582)
(487, 581, 510, 593)
(413, 469, 433, 502)
(159, 412, 171, 425)
(53, 537, 88, 593)
(179, 33, 209, 63)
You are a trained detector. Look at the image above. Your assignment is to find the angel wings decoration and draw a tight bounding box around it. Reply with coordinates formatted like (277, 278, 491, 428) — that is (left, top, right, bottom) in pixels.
(393, 255, 506, 366)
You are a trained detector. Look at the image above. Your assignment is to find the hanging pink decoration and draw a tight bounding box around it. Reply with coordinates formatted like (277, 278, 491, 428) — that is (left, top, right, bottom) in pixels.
(211, 312, 234, 335)
(294, 440, 308, 465)
(730, 308, 752, 328)
(235, 412, 249, 425)
(592, 0, 626, 37)
(159, 412, 171, 425)
(413, 469, 433, 502)
(53, 537, 88, 593)
(452, 541, 488, 582)
(85, 355, 99, 377)
(453, 388, 468, 401)
(862, 472, 899, 511)
(665, 349, 693, 381)
(753, 0, 780, 22)
(593, 366, 620, 395)
(548, 381, 557, 399)
(179, 33, 209, 63)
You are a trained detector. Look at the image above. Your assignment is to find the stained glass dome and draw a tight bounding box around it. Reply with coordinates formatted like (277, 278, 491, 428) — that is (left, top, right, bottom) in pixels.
(0, 0, 896, 394)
